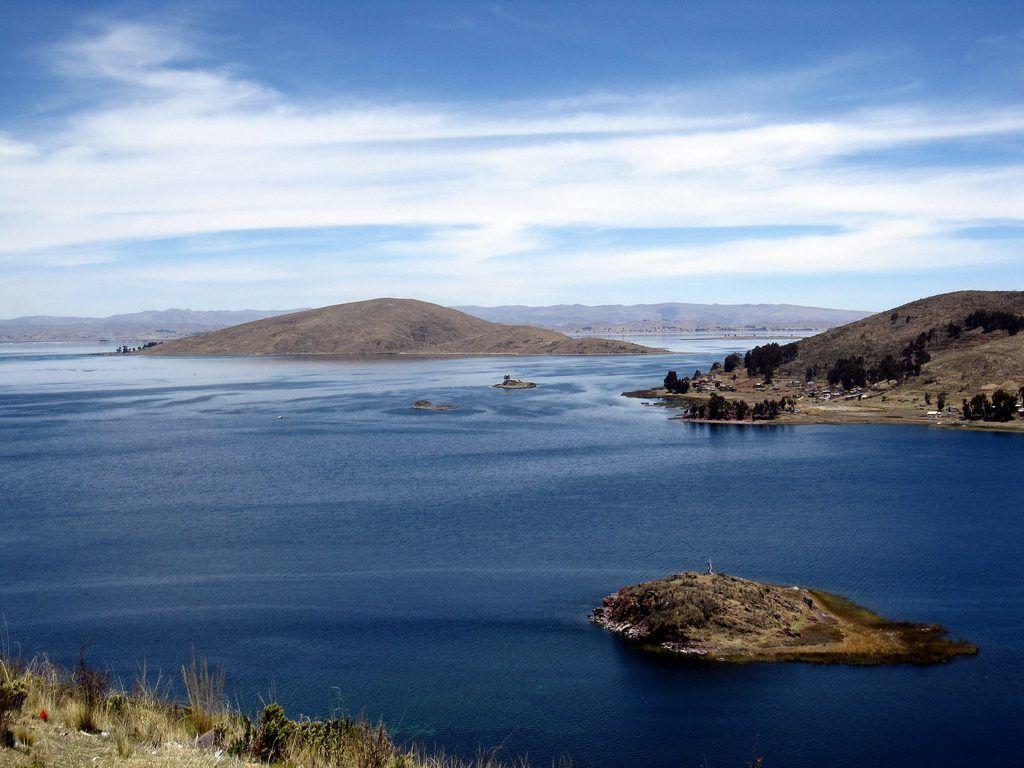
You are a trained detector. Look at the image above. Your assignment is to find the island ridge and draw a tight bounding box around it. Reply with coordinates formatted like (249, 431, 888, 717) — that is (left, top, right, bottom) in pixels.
(592, 571, 977, 664)
(138, 298, 666, 357)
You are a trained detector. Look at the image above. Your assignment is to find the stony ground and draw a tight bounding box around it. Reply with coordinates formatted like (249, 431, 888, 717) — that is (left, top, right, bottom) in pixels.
(0, 718, 251, 768)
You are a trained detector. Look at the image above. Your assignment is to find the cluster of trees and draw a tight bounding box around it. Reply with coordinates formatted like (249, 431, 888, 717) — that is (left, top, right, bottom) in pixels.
(963, 309, 1024, 336)
(723, 352, 743, 373)
(826, 357, 867, 389)
(663, 371, 691, 394)
(115, 342, 160, 354)
(743, 342, 799, 380)
(825, 334, 933, 390)
(961, 389, 1021, 422)
(687, 393, 796, 421)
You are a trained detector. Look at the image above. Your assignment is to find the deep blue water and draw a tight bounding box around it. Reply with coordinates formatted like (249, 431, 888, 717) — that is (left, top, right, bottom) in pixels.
(2, 341, 1022, 768)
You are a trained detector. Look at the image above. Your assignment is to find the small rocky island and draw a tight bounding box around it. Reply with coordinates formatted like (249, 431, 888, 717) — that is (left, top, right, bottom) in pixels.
(413, 400, 456, 411)
(591, 571, 977, 664)
(493, 374, 537, 389)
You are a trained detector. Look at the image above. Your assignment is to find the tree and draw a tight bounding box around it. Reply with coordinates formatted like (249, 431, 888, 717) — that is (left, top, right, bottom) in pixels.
(723, 352, 743, 373)
(963, 309, 1024, 336)
(827, 357, 867, 389)
(663, 371, 690, 394)
(870, 354, 902, 382)
(963, 391, 1016, 422)
(925, 392, 932, 405)
(752, 398, 782, 420)
(706, 393, 729, 420)
(991, 390, 1017, 421)
(743, 342, 799, 379)
(937, 392, 947, 411)
(963, 394, 993, 421)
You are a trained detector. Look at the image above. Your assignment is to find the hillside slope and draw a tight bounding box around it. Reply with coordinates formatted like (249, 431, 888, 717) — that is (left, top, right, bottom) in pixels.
(140, 298, 664, 356)
(785, 290, 1024, 395)
(627, 291, 1024, 431)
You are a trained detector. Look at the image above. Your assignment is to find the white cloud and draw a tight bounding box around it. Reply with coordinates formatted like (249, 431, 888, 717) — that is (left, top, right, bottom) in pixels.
(1, 20, 1023, 314)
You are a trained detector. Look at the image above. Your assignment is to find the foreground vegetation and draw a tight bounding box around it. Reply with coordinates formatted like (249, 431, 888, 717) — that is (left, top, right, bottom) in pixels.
(0, 650, 528, 768)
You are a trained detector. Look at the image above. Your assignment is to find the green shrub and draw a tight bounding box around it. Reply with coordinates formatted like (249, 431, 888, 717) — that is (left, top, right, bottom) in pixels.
(106, 691, 129, 721)
(252, 703, 295, 763)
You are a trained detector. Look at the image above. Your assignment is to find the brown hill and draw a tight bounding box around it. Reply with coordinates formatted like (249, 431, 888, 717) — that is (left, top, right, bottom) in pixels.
(786, 290, 1024, 395)
(139, 298, 665, 356)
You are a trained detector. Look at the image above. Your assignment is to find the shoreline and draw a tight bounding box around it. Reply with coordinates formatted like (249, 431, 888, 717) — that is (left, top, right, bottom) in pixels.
(127, 349, 671, 358)
(624, 388, 1024, 433)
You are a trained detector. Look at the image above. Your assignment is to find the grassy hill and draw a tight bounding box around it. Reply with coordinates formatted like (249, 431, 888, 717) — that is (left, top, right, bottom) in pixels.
(139, 298, 664, 356)
(784, 290, 1024, 396)
(628, 291, 1023, 430)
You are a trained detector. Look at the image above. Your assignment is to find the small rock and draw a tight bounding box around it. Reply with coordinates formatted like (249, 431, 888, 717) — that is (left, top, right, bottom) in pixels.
(413, 400, 456, 411)
(196, 729, 218, 749)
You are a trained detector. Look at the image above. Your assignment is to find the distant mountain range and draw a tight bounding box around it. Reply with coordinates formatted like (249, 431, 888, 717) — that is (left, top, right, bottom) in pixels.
(0, 302, 869, 342)
(454, 303, 870, 333)
(0, 308, 297, 342)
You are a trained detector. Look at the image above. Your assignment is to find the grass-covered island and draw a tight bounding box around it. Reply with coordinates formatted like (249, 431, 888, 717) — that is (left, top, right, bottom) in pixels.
(591, 572, 977, 664)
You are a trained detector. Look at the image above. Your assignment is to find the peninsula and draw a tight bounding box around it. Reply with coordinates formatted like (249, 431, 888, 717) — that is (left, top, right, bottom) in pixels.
(627, 290, 1024, 431)
(591, 571, 977, 664)
(137, 299, 665, 357)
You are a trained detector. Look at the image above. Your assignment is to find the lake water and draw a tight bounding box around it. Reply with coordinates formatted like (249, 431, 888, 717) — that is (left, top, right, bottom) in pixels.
(2, 341, 1022, 768)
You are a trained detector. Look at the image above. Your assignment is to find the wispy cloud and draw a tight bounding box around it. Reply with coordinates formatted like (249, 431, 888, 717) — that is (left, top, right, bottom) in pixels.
(1, 19, 1023, 313)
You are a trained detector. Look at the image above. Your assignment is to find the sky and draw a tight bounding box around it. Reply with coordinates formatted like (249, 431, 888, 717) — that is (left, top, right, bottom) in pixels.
(1, 1, 1023, 316)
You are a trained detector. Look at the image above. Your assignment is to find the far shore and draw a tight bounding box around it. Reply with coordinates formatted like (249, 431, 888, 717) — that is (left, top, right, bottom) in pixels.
(102, 349, 673, 358)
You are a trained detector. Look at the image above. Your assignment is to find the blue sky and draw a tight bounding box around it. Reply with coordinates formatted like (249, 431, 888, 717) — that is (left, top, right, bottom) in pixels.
(1, 1, 1023, 315)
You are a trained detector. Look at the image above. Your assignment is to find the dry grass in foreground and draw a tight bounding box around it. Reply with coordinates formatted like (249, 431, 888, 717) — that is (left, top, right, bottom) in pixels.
(0, 649, 541, 768)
